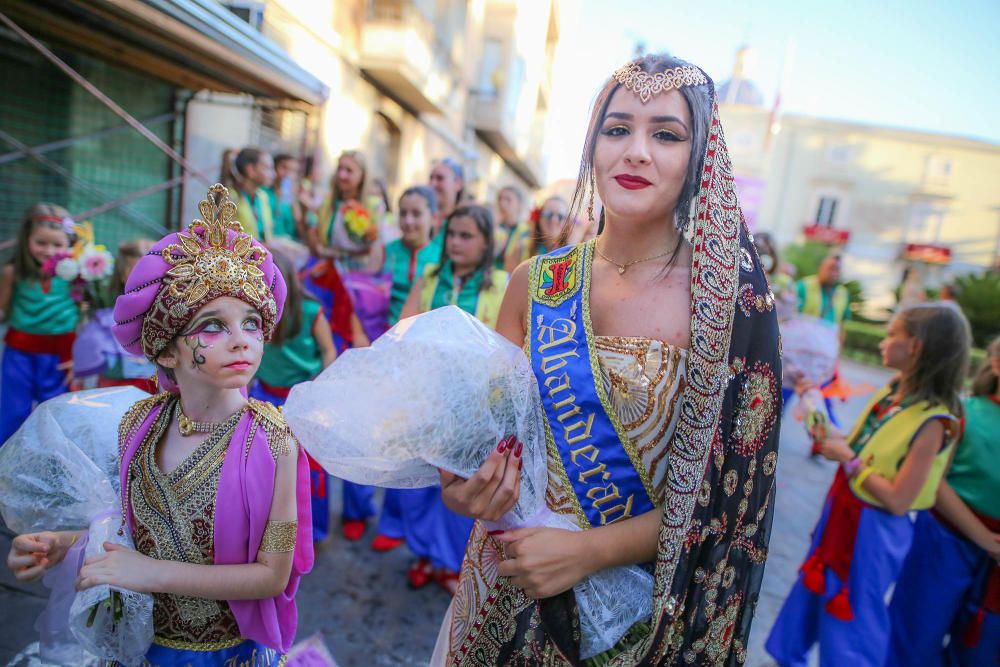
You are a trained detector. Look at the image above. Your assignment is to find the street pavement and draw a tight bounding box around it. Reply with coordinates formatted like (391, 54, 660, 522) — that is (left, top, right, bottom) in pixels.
(0, 359, 893, 666)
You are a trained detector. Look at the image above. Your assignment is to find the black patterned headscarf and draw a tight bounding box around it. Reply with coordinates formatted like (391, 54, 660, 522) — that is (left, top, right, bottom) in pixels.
(445, 55, 781, 666)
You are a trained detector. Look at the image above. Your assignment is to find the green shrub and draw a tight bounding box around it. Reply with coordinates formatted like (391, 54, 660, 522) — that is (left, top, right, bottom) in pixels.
(955, 272, 1000, 348)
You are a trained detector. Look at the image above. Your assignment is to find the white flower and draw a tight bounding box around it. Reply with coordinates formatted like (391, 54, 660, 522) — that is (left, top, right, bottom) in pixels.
(78, 246, 114, 281)
(55, 257, 80, 282)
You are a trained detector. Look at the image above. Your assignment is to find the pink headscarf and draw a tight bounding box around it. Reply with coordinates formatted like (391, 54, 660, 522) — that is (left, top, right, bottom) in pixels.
(111, 185, 286, 390)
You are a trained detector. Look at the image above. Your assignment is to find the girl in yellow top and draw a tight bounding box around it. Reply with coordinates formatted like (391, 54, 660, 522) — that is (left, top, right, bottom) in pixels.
(766, 303, 971, 667)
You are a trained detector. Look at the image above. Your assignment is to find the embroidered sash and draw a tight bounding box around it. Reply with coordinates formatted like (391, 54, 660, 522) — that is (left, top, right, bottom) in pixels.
(528, 241, 655, 527)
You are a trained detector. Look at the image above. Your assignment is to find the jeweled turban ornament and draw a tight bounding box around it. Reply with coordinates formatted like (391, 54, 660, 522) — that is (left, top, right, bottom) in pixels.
(112, 184, 286, 378)
(613, 62, 708, 103)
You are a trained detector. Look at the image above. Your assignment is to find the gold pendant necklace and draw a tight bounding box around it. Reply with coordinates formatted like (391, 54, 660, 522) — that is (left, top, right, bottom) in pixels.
(595, 241, 675, 274)
(174, 402, 221, 437)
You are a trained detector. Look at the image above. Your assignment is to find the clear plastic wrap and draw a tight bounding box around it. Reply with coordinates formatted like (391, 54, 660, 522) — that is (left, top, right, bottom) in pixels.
(283, 306, 653, 658)
(780, 315, 841, 437)
(0, 387, 154, 666)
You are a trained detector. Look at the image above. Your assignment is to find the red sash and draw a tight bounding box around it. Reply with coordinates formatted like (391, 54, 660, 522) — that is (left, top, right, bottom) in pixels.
(4, 328, 75, 363)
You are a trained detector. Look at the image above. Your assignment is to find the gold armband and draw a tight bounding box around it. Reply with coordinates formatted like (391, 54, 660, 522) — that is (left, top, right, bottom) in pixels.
(260, 520, 297, 553)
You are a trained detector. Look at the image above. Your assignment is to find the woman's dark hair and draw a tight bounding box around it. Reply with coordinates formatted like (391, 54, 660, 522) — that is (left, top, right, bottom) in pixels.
(568, 53, 712, 271)
(434, 204, 496, 292)
(896, 302, 972, 417)
(12, 203, 74, 280)
(970, 336, 1000, 397)
(267, 247, 315, 346)
(110, 239, 154, 298)
(220, 147, 266, 188)
(399, 185, 438, 215)
(373, 178, 392, 214)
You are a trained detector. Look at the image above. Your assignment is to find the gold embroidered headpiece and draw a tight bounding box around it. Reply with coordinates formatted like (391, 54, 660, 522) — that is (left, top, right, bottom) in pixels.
(613, 62, 708, 103)
(112, 184, 286, 364)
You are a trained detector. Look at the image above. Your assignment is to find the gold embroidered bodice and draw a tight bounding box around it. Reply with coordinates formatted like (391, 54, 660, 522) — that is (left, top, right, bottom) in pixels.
(545, 335, 688, 523)
(128, 397, 245, 644)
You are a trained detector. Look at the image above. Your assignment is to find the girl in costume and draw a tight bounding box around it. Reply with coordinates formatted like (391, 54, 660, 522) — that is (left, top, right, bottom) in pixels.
(886, 335, 1000, 667)
(306, 150, 383, 540)
(6, 185, 312, 665)
(367, 185, 441, 553)
(252, 249, 337, 543)
(73, 239, 157, 393)
(494, 186, 529, 271)
(502, 195, 570, 273)
(221, 147, 296, 243)
(0, 204, 80, 443)
(396, 203, 509, 593)
(432, 53, 781, 666)
(766, 302, 971, 667)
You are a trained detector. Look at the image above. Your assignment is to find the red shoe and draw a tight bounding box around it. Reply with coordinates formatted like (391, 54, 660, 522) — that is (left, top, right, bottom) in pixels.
(407, 558, 432, 589)
(371, 534, 405, 552)
(341, 519, 366, 541)
(432, 568, 460, 595)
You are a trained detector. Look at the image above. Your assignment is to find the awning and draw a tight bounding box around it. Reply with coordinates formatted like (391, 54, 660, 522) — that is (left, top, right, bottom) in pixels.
(2, 0, 328, 104)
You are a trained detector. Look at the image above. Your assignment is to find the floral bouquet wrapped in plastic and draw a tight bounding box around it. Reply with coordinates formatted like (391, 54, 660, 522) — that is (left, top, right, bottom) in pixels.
(284, 306, 653, 658)
(0, 387, 154, 666)
(780, 315, 841, 439)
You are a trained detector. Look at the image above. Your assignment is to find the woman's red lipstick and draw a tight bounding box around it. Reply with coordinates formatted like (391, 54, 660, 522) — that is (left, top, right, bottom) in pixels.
(614, 174, 652, 190)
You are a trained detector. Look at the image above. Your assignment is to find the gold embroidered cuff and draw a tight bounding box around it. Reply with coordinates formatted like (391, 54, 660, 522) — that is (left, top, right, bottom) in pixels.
(261, 520, 297, 553)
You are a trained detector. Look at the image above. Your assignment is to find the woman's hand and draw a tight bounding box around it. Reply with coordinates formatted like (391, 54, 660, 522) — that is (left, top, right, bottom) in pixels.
(439, 436, 522, 521)
(817, 433, 854, 463)
(7, 531, 79, 583)
(76, 542, 156, 593)
(495, 528, 591, 599)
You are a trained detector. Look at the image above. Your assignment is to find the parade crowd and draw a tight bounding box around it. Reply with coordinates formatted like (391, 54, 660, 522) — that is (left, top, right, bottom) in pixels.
(0, 52, 997, 667)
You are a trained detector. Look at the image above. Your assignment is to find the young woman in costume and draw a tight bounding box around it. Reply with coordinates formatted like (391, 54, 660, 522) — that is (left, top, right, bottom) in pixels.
(367, 185, 441, 553)
(502, 195, 570, 273)
(302, 149, 383, 540)
(885, 335, 1000, 667)
(766, 303, 970, 667)
(6, 185, 312, 665)
(494, 186, 529, 271)
(73, 239, 158, 394)
(0, 204, 80, 443)
(431, 53, 781, 665)
(309, 149, 380, 272)
(395, 203, 509, 594)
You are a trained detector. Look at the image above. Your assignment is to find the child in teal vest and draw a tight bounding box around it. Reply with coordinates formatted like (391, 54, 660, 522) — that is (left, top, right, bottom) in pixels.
(251, 250, 337, 543)
(0, 204, 80, 442)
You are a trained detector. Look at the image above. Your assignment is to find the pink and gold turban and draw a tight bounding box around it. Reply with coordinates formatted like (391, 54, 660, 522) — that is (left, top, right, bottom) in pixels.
(112, 184, 286, 388)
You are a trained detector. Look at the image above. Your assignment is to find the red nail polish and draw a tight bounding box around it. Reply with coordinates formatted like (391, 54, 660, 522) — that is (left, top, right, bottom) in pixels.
(496, 440, 507, 453)
(514, 441, 523, 457)
(487, 529, 505, 535)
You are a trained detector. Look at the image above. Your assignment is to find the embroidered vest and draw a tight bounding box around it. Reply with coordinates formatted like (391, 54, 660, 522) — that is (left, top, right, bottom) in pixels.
(8, 277, 78, 335)
(527, 242, 656, 528)
(419, 264, 507, 329)
(845, 384, 955, 510)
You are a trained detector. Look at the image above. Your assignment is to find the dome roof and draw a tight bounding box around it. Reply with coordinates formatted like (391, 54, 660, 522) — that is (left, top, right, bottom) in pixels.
(717, 78, 765, 106)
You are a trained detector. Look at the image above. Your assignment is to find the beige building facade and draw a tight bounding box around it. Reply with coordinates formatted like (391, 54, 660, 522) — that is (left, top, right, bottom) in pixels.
(184, 0, 561, 219)
(719, 56, 1000, 313)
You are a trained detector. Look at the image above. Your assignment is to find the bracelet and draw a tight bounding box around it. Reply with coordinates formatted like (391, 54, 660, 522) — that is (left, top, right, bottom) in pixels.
(260, 520, 297, 553)
(842, 457, 863, 478)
